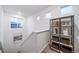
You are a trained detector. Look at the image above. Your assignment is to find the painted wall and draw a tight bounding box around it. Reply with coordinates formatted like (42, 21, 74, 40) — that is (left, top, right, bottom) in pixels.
(0, 6, 4, 52)
(20, 6, 61, 53)
(0, 6, 3, 42)
(36, 31, 49, 52)
(0, 6, 4, 41)
(3, 11, 30, 52)
(28, 6, 61, 32)
(20, 32, 37, 53)
(72, 5, 79, 53)
(20, 31, 49, 53)
(59, 5, 79, 52)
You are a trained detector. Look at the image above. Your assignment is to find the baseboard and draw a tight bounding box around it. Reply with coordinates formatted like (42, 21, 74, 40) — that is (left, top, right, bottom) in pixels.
(39, 43, 48, 53)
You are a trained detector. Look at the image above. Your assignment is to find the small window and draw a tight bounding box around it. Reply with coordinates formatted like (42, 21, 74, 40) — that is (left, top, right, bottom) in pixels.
(11, 22, 18, 28)
(61, 6, 73, 16)
(11, 17, 23, 29)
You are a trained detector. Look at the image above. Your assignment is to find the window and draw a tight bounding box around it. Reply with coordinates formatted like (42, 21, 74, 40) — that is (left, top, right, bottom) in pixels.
(61, 6, 73, 16)
(11, 22, 17, 28)
(11, 17, 23, 28)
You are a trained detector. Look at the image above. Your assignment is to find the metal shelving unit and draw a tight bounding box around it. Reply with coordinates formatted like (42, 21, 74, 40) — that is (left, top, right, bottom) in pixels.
(50, 15, 74, 53)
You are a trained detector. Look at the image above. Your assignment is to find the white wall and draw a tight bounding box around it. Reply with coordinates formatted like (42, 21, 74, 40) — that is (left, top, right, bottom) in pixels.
(20, 32, 37, 53)
(28, 6, 61, 32)
(3, 11, 30, 52)
(21, 6, 61, 53)
(72, 5, 79, 53)
(0, 6, 3, 42)
(37, 31, 49, 52)
(20, 31, 49, 53)
(0, 6, 4, 52)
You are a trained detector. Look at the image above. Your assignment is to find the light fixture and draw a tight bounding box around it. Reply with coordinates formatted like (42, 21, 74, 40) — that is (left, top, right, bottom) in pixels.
(45, 12, 51, 19)
(37, 16, 40, 21)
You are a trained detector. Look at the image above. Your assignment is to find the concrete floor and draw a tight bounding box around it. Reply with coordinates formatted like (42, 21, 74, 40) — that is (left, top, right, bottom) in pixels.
(42, 45, 56, 53)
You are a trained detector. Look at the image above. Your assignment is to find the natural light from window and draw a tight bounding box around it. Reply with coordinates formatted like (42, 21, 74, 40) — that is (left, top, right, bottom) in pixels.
(61, 6, 73, 16)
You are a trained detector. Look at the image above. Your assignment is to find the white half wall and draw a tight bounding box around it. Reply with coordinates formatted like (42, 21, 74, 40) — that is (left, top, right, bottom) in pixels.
(36, 31, 49, 52)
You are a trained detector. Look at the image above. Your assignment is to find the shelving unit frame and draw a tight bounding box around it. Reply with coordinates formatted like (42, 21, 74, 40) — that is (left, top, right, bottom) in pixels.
(50, 15, 74, 53)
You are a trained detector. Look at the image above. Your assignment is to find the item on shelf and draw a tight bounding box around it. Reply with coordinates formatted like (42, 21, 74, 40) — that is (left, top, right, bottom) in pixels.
(61, 38, 71, 45)
(66, 21, 70, 25)
(53, 27, 59, 34)
(55, 28, 58, 34)
(52, 42, 59, 50)
(56, 21, 59, 26)
(68, 27, 71, 35)
(62, 21, 65, 25)
(61, 45, 72, 53)
(63, 28, 68, 35)
(53, 21, 59, 26)
(53, 36, 59, 41)
(61, 20, 71, 26)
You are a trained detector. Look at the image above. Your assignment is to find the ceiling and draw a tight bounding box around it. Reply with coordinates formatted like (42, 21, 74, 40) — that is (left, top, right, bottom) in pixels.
(3, 5, 52, 17)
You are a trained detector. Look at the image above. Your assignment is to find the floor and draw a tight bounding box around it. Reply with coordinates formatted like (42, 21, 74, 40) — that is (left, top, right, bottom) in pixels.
(42, 45, 56, 53)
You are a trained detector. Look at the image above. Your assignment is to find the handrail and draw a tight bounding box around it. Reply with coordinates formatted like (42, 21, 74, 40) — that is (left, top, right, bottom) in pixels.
(34, 30, 50, 34)
(20, 29, 49, 46)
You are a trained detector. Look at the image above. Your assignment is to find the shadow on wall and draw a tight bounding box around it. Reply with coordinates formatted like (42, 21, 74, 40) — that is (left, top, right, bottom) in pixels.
(74, 23, 79, 53)
(0, 42, 4, 52)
